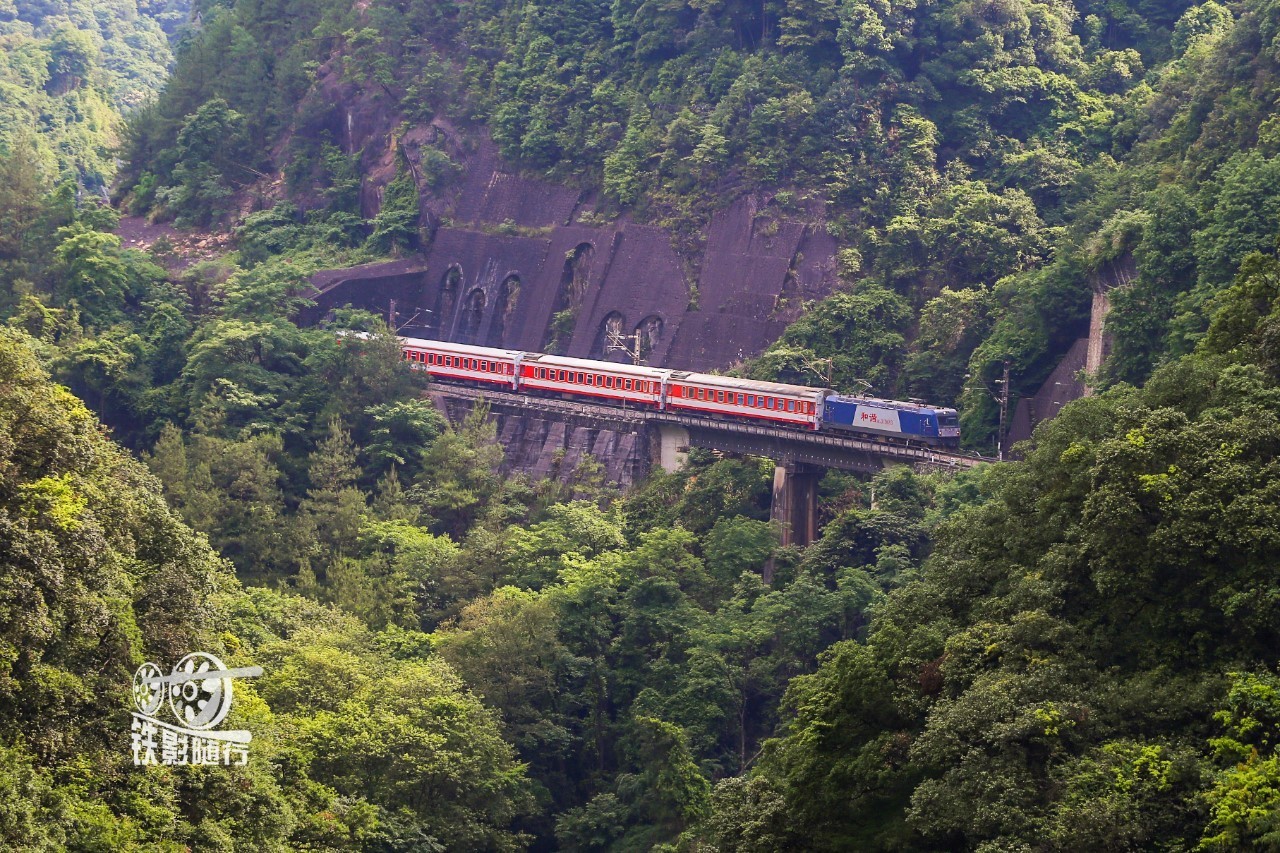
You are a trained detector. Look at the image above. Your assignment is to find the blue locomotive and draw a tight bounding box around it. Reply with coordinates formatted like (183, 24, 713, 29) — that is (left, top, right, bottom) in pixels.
(822, 395, 960, 446)
(377, 333, 963, 447)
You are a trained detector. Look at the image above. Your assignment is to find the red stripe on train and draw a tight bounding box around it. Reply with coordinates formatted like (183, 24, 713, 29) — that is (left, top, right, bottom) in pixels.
(666, 400, 815, 427)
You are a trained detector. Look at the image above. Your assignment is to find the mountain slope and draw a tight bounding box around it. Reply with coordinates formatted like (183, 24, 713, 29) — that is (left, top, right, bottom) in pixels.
(0, 0, 183, 186)
(114, 0, 1280, 449)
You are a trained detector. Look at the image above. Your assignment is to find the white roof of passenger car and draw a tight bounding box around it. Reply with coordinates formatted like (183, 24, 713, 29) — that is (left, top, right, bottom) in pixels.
(524, 353, 669, 379)
(397, 336, 524, 361)
(670, 371, 829, 398)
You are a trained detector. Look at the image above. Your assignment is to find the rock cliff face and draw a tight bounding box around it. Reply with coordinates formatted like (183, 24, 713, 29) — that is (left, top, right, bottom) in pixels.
(300, 83, 842, 482)
(430, 390, 652, 489)
(1005, 255, 1130, 454)
(304, 107, 841, 372)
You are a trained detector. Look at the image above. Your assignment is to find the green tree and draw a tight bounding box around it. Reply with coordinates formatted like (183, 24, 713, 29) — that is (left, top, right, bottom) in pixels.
(52, 226, 144, 326)
(366, 150, 420, 256)
(156, 96, 253, 224)
(411, 403, 504, 536)
(749, 281, 911, 394)
(260, 626, 534, 850)
(1172, 1, 1233, 54)
(302, 418, 366, 553)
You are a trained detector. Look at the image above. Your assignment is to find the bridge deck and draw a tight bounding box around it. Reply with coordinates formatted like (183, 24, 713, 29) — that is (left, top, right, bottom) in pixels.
(434, 383, 993, 470)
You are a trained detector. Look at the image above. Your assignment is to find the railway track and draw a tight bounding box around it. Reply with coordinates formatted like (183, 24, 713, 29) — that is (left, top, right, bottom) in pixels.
(432, 382, 995, 470)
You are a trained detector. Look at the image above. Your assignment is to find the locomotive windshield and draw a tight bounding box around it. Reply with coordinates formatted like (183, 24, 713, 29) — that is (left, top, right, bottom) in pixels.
(939, 414, 959, 426)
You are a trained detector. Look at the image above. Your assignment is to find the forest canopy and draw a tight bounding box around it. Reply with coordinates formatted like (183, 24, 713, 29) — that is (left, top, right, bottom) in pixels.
(0, 0, 182, 186)
(109, 0, 1280, 449)
(8, 0, 1280, 847)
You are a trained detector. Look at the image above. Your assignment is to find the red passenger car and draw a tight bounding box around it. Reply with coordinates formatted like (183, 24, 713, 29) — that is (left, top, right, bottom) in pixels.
(518, 354, 666, 406)
(399, 337, 522, 388)
(665, 371, 825, 429)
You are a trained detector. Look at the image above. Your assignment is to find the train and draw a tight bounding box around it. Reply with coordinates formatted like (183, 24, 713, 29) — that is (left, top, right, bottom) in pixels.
(392, 335, 961, 446)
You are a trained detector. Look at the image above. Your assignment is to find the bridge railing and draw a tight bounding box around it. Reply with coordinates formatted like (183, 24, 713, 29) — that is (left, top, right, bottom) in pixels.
(432, 382, 994, 469)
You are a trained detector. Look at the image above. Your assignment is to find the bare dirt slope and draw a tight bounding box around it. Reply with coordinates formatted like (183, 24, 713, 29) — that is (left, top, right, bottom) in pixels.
(115, 216, 230, 270)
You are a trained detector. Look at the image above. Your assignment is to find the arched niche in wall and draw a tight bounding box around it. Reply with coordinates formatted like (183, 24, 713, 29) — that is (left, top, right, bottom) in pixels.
(434, 264, 462, 339)
(459, 288, 485, 344)
(590, 311, 626, 361)
(487, 274, 521, 347)
(541, 242, 595, 353)
(634, 315, 664, 363)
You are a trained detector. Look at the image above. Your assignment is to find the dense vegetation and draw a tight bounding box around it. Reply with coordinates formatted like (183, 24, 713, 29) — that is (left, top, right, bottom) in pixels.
(113, 0, 1280, 447)
(0, 329, 531, 848)
(0, 0, 183, 187)
(7, 0, 1280, 848)
(0, 169, 946, 846)
(743, 247, 1280, 849)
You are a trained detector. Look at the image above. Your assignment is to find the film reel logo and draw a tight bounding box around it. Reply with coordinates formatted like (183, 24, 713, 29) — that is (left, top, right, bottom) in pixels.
(130, 653, 262, 766)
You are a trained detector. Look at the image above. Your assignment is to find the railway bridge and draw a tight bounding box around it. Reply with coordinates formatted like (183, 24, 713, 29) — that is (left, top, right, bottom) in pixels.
(432, 383, 992, 548)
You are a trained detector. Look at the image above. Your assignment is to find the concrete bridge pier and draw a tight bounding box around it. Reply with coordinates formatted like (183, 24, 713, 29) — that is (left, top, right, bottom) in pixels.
(654, 424, 690, 473)
(427, 385, 988, 576)
(771, 459, 823, 549)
